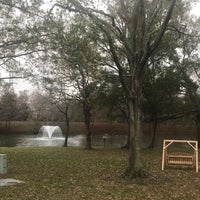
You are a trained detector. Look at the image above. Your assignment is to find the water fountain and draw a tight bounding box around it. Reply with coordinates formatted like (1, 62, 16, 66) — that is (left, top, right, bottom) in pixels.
(37, 126, 63, 138)
(6, 126, 86, 147)
(25, 125, 65, 146)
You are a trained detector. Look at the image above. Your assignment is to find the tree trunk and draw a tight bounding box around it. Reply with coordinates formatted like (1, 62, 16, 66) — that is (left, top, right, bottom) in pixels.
(121, 121, 130, 149)
(149, 115, 158, 148)
(123, 86, 147, 178)
(63, 106, 69, 147)
(83, 102, 92, 150)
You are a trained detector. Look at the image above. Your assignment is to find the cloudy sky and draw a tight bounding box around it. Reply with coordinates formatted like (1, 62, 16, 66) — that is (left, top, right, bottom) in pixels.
(191, 2, 200, 16)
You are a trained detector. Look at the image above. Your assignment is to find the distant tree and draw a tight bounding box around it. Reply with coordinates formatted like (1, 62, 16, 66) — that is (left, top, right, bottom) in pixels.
(143, 63, 182, 148)
(0, 84, 18, 122)
(141, 2, 200, 147)
(176, 31, 200, 143)
(17, 91, 31, 121)
(29, 90, 64, 121)
(98, 73, 130, 147)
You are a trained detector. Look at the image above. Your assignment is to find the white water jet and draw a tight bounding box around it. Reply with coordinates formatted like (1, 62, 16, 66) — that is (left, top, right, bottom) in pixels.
(37, 126, 63, 138)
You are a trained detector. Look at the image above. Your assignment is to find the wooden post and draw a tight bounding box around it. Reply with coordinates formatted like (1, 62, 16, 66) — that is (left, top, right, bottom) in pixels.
(195, 141, 198, 172)
(161, 140, 166, 170)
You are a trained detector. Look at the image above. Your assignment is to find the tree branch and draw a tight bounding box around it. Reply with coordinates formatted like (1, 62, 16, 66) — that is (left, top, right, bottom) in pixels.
(150, 0, 177, 53)
(0, 49, 48, 59)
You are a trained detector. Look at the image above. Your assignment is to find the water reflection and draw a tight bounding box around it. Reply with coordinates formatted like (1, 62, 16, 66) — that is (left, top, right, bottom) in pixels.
(19, 137, 65, 147)
(0, 134, 126, 147)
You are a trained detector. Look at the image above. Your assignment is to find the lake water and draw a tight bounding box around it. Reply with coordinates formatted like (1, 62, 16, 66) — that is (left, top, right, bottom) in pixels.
(0, 134, 127, 147)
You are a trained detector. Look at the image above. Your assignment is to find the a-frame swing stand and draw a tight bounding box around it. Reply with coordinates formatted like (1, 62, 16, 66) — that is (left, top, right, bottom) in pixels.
(162, 140, 198, 172)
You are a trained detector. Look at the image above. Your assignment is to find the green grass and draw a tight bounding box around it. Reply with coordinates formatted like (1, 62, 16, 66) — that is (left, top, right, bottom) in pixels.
(0, 147, 199, 200)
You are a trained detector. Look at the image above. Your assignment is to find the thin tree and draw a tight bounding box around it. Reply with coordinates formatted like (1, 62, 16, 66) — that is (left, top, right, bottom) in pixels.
(31, 15, 101, 149)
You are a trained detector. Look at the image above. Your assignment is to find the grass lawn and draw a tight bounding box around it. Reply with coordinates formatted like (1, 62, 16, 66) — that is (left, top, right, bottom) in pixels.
(0, 147, 199, 200)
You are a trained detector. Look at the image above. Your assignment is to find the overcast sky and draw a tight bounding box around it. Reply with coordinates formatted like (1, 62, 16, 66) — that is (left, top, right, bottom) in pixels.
(191, 2, 200, 16)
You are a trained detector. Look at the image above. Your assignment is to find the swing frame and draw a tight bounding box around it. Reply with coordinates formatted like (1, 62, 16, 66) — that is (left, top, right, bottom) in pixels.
(161, 140, 198, 172)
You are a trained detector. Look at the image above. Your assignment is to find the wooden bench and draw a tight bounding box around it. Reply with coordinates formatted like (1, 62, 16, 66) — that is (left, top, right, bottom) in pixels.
(167, 153, 194, 166)
(162, 140, 198, 172)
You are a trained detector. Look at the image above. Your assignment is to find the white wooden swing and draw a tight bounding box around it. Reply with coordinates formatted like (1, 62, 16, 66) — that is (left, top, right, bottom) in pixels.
(162, 140, 198, 172)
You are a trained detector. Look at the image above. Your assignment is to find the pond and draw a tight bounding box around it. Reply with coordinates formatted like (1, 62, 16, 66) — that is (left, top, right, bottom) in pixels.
(0, 134, 127, 147)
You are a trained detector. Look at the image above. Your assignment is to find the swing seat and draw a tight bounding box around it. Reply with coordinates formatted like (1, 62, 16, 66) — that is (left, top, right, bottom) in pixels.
(167, 153, 194, 166)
